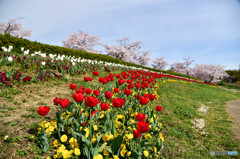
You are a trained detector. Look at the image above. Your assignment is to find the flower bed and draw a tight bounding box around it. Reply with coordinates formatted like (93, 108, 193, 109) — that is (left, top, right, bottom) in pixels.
(36, 70, 165, 159)
(0, 46, 216, 89)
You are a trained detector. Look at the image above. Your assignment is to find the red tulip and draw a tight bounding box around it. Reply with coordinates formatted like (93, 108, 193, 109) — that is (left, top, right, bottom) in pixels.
(110, 77, 114, 81)
(137, 121, 149, 133)
(92, 71, 100, 76)
(102, 78, 107, 84)
(37, 106, 50, 116)
(139, 97, 149, 105)
(91, 110, 99, 117)
(53, 97, 61, 105)
(123, 89, 131, 96)
(98, 77, 104, 83)
(143, 94, 150, 98)
(149, 94, 156, 101)
(141, 85, 146, 89)
(118, 79, 125, 85)
(144, 82, 149, 87)
(106, 77, 111, 82)
(105, 91, 113, 99)
(135, 113, 146, 121)
(114, 88, 120, 93)
(70, 83, 77, 90)
(98, 77, 107, 84)
(135, 83, 141, 89)
(116, 74, 121, 78)
(85, 88, 92, 94)
(93, 90, 101, 96)
(84, 77, 89, 82)
(111, 98, 126, 108)
(109, 73, 115, 78)
(88, 77, 93, 81)
(23, 76, 31, 82)
(155, 106, 163, 112)
(136, 95, 142, 100)
(127, 80, 133, 84)
(133, 129, 141, 138)
(85, 96, 100, 107)
(76, 89, 84, 94)
(60, 99, 70, 108)
(127, 84, 134, 89)
(73, 93, 84, 102)
(100, 103, 109, 111)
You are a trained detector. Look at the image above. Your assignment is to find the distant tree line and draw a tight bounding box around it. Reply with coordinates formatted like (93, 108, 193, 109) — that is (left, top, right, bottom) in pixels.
(225, 69, 240, 83)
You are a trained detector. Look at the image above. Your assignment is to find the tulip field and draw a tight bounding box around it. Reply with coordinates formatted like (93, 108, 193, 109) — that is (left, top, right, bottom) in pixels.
(0, 46, 240, 159)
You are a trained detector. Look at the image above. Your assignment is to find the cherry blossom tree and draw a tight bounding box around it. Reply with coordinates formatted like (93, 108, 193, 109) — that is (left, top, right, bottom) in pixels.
(151, 57, 168, 70)
(103, 37, 151, 65)
(183, 56, 194, 68)
(63, 31, 101, 54)
(170, 56, 194, 75)
(137, 51, 151, 66)
(192, 64, 228, 83)
(0, 18, 32, 37)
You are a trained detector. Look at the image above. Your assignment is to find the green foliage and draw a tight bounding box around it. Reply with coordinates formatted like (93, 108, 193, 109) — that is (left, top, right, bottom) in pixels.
(0, 34, 199, 80)
(16, 149, 28, 156)
(226, 69, 240, 82)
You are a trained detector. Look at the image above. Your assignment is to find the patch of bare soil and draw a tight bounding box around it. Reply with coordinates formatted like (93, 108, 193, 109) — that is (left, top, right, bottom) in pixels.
(0, 79, 73, 158)
(192, 104, 209, 135)
(226, 99, 240, 142)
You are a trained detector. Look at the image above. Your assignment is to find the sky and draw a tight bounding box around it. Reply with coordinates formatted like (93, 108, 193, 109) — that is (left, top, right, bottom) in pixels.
(0, 0, 240, 70)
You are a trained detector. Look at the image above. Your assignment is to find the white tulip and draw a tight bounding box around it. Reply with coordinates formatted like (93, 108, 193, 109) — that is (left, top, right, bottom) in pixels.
(8, 57, 13, 62)
(24, 50, 29, 55)
(41, 53, 46, 58)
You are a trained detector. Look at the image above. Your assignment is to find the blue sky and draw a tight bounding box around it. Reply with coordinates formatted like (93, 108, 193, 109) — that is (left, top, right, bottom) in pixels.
(0, 0, 239, 70)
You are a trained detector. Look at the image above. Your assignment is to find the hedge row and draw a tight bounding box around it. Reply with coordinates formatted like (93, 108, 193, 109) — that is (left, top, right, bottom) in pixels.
(0, 34, 200, 80)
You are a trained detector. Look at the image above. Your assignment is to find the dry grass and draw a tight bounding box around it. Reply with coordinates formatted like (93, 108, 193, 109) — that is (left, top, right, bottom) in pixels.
(0, 77, 77, 158)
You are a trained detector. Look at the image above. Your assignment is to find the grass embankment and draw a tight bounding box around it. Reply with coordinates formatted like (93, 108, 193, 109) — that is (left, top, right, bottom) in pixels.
(0, 73, 239, 158)
(158, 80, 240, 158)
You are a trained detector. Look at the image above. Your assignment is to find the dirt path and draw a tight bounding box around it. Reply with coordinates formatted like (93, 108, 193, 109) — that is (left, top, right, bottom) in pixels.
(227, 99, 240, 142)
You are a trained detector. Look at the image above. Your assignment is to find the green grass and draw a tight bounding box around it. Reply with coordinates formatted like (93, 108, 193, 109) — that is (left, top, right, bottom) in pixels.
(0, 87, 22, 98)
(218, 82, 240, 90)
(157, 80, 240, 158)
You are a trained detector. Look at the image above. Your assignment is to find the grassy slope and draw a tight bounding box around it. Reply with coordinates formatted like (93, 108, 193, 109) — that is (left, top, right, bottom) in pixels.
(157, 80, 240, 158)
(0, 34, 201, 81)
(0, 72, 240, 158)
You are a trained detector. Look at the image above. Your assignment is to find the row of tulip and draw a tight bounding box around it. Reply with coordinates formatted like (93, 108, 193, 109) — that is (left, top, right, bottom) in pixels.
(1, 45, 215, 86)
(0, 47, 216, 90)
(37, 69, 165, 159)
